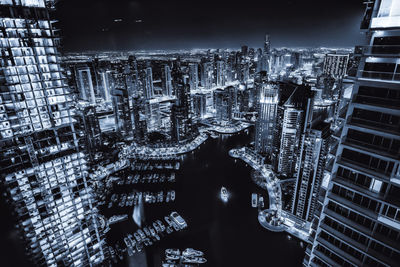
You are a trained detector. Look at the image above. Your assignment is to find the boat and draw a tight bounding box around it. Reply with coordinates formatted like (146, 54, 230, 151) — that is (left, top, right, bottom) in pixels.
(170, 211, 187, 229)
(221, 187, 228, 202)
(165, 254, 180, 261)
(259, 196, 264, 208)
(182, 255, 207, 264)
(251, 193, 258, 208)
(182, 248, 204, 257)
(165, 248, 181, 256)
(164, 216, 173, 227)
(153, 222, 160, 233)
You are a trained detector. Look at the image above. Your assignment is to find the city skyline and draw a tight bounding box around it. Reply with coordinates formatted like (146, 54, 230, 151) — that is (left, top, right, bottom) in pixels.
(55, 0, 365, 52)
(1, 0, 399, 266)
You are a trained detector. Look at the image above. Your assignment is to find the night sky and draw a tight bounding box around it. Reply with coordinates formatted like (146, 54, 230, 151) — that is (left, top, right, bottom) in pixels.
(55, 0, 365, 52)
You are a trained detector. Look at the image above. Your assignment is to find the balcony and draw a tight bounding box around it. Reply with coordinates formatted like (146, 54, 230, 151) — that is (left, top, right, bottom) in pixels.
(320, 223, 367, 255)
(354, 45, 400, 56)
(359, 70, 400, 82)
(348, 116, 400, 136)
(343, 136, 399, 159)
(354, 94, 400, 110)
(328, 192, 378, 220)
(337, 157, 392, 181)
(317, 237, 361, 267)
(324, 209, 400, 254)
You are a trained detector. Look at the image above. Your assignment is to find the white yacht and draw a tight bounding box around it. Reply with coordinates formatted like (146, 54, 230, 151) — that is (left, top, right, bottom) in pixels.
(221, 187, 228, 202)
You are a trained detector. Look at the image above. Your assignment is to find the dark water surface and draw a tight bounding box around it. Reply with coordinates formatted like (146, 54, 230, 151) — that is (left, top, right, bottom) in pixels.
(145, 129, 305, 267)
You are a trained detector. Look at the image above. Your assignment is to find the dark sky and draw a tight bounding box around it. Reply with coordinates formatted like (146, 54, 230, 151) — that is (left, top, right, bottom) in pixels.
(55, 0, 365, 52)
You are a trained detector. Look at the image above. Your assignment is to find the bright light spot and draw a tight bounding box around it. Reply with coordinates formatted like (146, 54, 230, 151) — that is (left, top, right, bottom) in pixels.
(220, 186, 229, 203)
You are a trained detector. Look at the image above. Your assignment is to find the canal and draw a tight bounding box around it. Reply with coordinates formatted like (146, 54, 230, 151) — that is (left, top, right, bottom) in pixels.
(143, 128, 305, 266)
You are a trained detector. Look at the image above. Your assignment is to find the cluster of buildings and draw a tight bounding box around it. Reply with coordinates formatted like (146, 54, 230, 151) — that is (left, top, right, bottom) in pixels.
(0, 0, 398, 266)
(249, 1, 400, 267)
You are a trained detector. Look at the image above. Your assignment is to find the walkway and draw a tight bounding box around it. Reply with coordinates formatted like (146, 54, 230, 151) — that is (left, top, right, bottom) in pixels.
(123, 133, 208, 160)
(229, 147, 309, 241)
(200, 120, 252, 134)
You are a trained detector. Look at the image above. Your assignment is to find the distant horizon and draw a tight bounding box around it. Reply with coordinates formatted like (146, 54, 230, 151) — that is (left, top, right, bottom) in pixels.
(55, 0, 364, 52)
(62, 46, 355, 55)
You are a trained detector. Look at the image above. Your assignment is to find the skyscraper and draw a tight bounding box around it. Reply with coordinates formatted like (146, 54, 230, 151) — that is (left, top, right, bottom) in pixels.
(0, 1, 105, 265)
(254, 71, 269, 111)
(76, 66, 96, 104)
(305, 1, 400, 266)
(128, 55, 139, 96)
(271, 82, 297, 173)
(277, 85, 314, 178)
(171, 61, 193, 143)
(322, 54, 349, 79)
(292, 122, 330, 223)
(145, 99, 161, 132)
(258, 34, 271, 72)
(144, 66, 154, 99)
(192, 93, 207, 119)
(216, 60, 226, 87)
(132, 96, 148, 143)
(254, 82, 278, 156)
(75, 105, 102, 163)
(200, 60, 213, 89)
(111, 87, 133, 138)
(189, 63, 199, 90)
(97, 68, 114, 102)
(214, 88, 232, 124)
(162, 64, 173, 97)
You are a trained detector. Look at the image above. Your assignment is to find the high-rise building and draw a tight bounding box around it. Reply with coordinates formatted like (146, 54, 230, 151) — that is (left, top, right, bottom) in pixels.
(226, 53, 237, 82)
(254, 71, 269, 110)
(189, 63, 199, 90)
(128, 55, 139, 96)
(291, 52, 302, 69)
(97, 69, 113, 102)
(145, 100, 161, 132)
(216, 60, 226, 87)
(171, 61, 193, 143)
(200, 61, 213, 89)
(292, 122, 330, 223)
(277, 85, 314, 178)
(305, 1, 400, 266)
(241, 45, 249, 58)
(0, 1, 105, 265)
(254, 82, 278, 156)
(132, 96, 148, 143)
(76, 66, 96, 104)
(192, 93, 207, 119)
(144, 66, 154, 99)
(264, 34, 271, 55)
(214, 88, 232, 124)
(74, 105, 102, 163)
(112, 87, 133, 138)
(258, 34, 271, 72)
(322, 54, 349, 79)
(162, 64, 173, 97)
(271, 82, 297, 172)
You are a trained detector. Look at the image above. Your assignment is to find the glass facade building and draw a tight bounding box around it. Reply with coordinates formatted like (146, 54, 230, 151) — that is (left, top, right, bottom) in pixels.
(305, 0, 400, 266)
(0, 1, 105, 265)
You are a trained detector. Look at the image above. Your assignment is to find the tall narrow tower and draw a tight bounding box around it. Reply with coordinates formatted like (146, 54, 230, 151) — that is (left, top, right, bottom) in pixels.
(305, 0, 400, 266)
(254, 82, 278, 156)
(0, 1, 105, 265)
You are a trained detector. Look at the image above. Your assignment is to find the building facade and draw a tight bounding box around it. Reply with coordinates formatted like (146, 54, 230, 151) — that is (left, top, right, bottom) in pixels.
(0, 1, 105, 265)
(305, 1, 400, 266)
(254, 82, 278, 156)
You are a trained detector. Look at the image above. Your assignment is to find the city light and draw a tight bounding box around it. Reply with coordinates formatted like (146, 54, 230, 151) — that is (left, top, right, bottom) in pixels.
(0, 0, 398, 266)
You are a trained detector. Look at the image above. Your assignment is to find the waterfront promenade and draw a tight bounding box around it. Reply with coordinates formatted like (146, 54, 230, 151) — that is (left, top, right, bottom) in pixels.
(229, 147, 309, 241)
